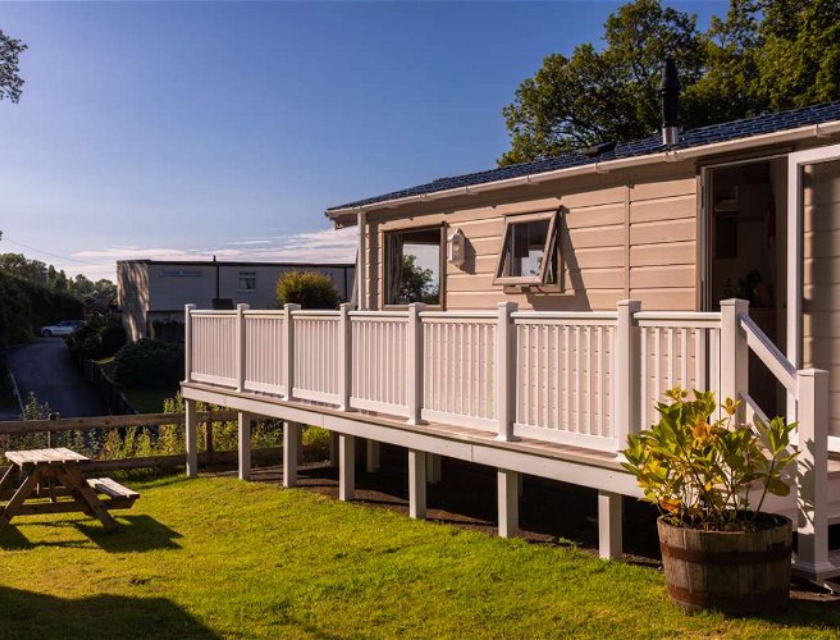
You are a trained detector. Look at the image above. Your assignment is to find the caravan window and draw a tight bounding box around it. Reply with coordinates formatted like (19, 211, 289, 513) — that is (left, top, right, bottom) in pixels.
(494, 212, 559, 286)
(385, 227, 443, 306)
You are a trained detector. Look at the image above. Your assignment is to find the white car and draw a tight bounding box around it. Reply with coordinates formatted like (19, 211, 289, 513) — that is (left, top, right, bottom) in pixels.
(39, 320, 84, 337)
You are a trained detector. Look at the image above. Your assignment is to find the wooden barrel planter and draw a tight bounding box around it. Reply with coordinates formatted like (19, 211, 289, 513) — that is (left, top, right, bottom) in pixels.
(657, 515, 793, 615)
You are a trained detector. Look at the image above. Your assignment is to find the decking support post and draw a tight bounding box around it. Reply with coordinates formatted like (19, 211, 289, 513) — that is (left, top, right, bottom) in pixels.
(339, 434, 355, 501)
(328, 431, 340, 468)
(598, 490, 623, 560)
(426, 453, 442, 484)
(185, 399, 198, 478)
(614, 300, 641, 450)
(283, 421, 301, 488)
(236, 303, 249, 392)
(496, 302, 518, 441)
(184, 304, 195, 383)
(283, 303, 301, 400)
(795, 369, 833, 576)
(237, 411, 251, 481)
(497, 469, 519, 538)
(720, 298, 749, 421)
(366, 440, 380, 473)
(339, 303, 352, 411)
(408, 449, 427, 519)
(407, 302, 426, 425)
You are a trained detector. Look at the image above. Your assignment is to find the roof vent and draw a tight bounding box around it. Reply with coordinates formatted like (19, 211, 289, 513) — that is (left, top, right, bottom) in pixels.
(582, 140, 617, 158)
(659, 58, 681, 147)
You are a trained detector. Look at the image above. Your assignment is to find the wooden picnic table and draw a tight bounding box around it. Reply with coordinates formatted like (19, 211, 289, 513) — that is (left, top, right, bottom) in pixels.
(0, 448, 139, 532)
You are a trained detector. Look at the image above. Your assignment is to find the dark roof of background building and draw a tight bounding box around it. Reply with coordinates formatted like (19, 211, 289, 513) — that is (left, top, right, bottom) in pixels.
(327, 100, 840, 212)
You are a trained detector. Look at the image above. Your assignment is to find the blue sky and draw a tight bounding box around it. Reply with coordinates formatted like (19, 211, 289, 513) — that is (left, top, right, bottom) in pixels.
(0, 1, 727, 281)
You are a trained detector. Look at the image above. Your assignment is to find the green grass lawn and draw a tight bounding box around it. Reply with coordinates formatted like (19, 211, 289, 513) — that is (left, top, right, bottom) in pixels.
(1, 475, 839, 639)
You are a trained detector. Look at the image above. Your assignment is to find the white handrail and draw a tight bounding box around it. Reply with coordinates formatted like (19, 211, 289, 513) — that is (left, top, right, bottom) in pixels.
(739, 314, 798, 395)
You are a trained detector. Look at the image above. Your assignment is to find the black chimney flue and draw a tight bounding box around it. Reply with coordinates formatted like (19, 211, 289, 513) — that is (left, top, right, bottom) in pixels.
(659, 57, 681, 146)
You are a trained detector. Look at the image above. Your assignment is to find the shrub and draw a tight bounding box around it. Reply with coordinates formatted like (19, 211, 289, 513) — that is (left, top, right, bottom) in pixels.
(276, 270, 340, 309)
(622, 388, 797, 531)
(113, 339, 184, 390)
(66, 314, 126, 362)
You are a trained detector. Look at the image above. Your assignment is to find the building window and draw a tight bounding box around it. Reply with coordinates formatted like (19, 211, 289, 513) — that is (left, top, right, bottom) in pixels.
(494, 211, 559, 286)
(238, 270, 257, 292)
(385, 227, 443, 306)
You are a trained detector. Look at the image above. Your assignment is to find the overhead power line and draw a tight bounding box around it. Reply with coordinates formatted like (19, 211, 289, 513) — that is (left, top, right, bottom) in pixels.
(0, 237, 107, 267)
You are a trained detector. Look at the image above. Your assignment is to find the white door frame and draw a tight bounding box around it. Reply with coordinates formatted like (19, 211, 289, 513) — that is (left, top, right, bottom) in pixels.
(786, 143, 840, 421)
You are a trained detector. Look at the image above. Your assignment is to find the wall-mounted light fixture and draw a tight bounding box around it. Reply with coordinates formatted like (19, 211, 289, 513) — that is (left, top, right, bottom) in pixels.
(447, 227, 466, 268)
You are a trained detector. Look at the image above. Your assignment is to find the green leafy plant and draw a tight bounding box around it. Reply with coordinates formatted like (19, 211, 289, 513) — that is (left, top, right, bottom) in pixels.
(622, 388, 797, 531)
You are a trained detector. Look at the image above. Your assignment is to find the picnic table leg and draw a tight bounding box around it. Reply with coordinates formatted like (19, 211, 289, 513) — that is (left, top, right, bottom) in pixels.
(0, 471, 39, 532)
(0, 465, 19, 497)
(57, 466, 118, 532)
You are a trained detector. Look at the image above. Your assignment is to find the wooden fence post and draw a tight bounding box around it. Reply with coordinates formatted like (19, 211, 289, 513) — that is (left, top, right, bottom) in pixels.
(238, 411, 251, 481)
(236, 303, 249, 393)
(720, 298, 749, 421)
(184, 304, 196, 383)
(185, 399, 198, 478)
(614, 300, 641, 449)
(795, 368, 833, 577)
(406, 302, 426, 425)
(496, 302, 518, 441)
(283, 303, 300, 400)
(339, 303, 352, 411)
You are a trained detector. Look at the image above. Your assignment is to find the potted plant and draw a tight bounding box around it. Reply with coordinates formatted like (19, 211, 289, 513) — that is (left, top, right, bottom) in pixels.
(622, 388, 798, 614)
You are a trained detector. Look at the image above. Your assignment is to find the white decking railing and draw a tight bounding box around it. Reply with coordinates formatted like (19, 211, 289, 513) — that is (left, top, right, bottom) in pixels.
(183, 297, 831, 577)
(184, 300, 739, 453)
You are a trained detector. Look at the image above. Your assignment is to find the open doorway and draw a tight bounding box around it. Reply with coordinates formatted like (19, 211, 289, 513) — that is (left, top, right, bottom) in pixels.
(705, 157, 787, 415)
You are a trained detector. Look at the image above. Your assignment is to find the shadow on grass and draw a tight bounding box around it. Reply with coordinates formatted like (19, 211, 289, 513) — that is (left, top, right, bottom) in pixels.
(0, 515, 182, 552)
(76, 514, 183, 552)
(0, 584, 219, 639)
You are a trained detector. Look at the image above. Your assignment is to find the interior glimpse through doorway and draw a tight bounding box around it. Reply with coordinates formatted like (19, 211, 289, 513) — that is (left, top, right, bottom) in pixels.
(706, 157, 787, 417)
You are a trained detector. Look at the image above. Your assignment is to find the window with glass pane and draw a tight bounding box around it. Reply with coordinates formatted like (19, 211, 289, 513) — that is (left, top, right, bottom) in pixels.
(238, 270, 257, 291)
(385, 227, 442, 306)
(494, 212, 558, 285)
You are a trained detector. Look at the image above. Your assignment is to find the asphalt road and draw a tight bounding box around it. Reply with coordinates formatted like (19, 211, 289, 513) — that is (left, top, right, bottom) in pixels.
(7, 338, 106, 418)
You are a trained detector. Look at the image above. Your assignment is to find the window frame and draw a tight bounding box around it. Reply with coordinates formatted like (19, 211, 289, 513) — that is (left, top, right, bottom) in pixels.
(237, 270, 257, 292)
(383, 224, 446, 309)
(493, 210, 559, 286)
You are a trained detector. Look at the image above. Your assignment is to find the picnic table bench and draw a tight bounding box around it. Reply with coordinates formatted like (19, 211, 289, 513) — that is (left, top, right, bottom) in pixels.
(0, 448, 140, 532)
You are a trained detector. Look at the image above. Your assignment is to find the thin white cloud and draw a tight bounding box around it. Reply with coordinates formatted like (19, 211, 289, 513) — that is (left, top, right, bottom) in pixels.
(69, 226, 359, 281)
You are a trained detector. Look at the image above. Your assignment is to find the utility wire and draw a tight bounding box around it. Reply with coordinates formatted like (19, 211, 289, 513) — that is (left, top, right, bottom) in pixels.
(0, 237, 107, 267)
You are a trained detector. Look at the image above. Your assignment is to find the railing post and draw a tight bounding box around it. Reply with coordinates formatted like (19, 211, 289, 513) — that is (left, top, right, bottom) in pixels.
(283, 303, 300, 400)
(496, 301, 518, 442)
(406, 302, 426, 425)
(185, 398, 198, 478)
(339, 303, 352, 411)
(236, 303, 249, 393)
(795, 368, 833, 577)
(614, 300, 641, 449)
(184, 304, 196, 383)
(720, 298, 749, 421)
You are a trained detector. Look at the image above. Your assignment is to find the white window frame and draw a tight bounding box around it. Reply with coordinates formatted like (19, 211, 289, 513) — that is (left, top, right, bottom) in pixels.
(237, 270, 257, 292)
(493, 211, 559, 286)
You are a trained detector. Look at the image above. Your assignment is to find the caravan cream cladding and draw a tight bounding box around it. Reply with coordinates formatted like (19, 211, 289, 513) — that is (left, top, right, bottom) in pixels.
(363, 162, 698, 313)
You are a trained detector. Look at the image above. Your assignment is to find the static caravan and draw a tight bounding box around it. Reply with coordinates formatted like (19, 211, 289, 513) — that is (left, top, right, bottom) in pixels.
(181, 100, 840, 581)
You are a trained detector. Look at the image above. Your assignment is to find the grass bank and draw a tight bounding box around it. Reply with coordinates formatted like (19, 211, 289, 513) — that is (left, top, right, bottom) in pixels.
(0, 475, 838, 638)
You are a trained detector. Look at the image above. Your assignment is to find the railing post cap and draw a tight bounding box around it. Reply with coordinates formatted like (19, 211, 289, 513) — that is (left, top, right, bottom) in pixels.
(616, 299, 641, 311)
(720, 298, 750, 310)
(408, 301, 426, 310)
(237, 303, 249, 311)
(185, 303, 196, 310)
(798, 368, 829, 379)
(284, 303, 301, 312)
(339, 302, 352, 312)
(497, 301, 518, 312)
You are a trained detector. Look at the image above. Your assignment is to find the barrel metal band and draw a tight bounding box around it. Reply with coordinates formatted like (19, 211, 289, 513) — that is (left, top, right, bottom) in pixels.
(660, 541, 791, 565)
(668, 584, 789, 609)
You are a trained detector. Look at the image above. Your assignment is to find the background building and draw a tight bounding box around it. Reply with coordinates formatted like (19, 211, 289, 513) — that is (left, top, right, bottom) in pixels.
(118, 259, 354, 341)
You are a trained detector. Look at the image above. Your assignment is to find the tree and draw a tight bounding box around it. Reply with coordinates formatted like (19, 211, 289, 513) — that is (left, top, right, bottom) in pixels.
(275, 270, 340, 309)
(499, 0, 840, 166)
(0, 28, 27, 103)
(398, 255, 439, 305)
